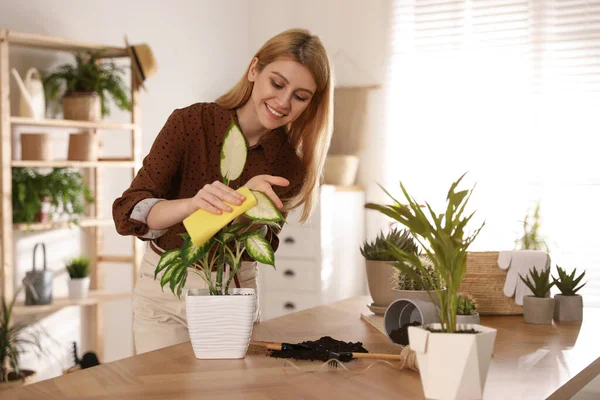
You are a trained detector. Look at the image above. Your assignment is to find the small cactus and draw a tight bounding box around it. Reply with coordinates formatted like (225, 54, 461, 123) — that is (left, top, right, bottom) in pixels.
(394, 255, 443, 291)
(519, 267, 554, 298)
(553, 265, 586, 296)
(360, 228, 418, 261)
(457, 292, 478, 315)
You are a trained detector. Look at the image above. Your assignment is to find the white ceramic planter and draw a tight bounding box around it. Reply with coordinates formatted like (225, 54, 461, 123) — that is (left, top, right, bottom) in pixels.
(554, 294, 583, 322)
(456, 313, 480, 325)
(523, 296, 554, 324)
(68, 277, 90, 299)
(408, 323, 497, 400)
(186, 288, 256, 359)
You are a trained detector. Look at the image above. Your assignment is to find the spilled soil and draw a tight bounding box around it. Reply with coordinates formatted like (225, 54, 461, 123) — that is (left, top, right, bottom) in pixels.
(388, 321, 421, 345)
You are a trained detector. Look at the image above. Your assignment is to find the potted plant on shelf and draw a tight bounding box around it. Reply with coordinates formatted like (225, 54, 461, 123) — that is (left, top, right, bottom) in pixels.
(519, 266, 555, 324)
(0, 288, 46, 391)
(66, 256, 91, 299)
(156, 120, 285, 360)
(552, 266, 586, 322)
(456, 292, 480, 325)
(366, 173, 495, 400)
(360, 228, 419, 311)
(12, 168, 94, 225)
(393, 254, 445, 308)
(43, 50, 131, 121)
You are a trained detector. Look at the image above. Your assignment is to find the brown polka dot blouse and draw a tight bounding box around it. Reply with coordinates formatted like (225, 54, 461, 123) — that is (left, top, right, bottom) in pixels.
(112, 102, 307, 252)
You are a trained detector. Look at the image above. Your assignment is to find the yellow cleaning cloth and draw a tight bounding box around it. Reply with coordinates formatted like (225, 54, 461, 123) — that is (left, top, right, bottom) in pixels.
(183, 187, 257, 247)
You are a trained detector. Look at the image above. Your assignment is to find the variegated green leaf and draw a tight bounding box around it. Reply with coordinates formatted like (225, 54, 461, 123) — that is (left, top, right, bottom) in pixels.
(245, 232, 275, 266)
(217, 231, 237, 244)
(160, 261, 182, 290)
(170, 263, 189, 294)
(224, 223, 246, 234)
(181, 238, 214, 266)
(154, 248, 181, 280)
(220, 120, 247, 183)
(244, 190, 284, 222)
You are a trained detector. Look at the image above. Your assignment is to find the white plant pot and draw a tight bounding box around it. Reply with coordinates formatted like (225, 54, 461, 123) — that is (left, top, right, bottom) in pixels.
(68, 277, 90, 299)
(456, 313, 480, 325)
(186, 288, 256, 359)
(408, 323, 497, 400)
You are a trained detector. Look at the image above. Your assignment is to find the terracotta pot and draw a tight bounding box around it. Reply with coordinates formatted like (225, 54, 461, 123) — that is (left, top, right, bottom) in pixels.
(20, 133, 52, 161)
(553, 294, 583, 322)
(63, 92, 101, 121)
(523, 296, 554, 324)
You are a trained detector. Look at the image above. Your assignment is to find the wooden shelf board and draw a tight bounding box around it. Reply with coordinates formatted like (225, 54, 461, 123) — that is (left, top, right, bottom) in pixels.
(13, 290, 132, 317)
(98, 255, 134, 263)
(5, 30, 129, 58)
(13, 218, 114, 231)
(12, 160, 135, 168)
(11, 116, 136, 130)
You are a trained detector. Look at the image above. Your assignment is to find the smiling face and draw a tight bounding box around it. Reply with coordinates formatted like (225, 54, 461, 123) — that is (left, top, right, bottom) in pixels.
(247, 58, 317, 130)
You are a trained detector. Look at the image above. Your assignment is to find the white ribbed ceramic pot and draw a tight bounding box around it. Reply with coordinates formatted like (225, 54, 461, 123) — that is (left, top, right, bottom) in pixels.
(185, 288, 256, 359)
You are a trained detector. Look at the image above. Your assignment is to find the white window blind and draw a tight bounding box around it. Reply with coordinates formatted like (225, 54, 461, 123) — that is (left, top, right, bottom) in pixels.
(384, 0, 600, 306)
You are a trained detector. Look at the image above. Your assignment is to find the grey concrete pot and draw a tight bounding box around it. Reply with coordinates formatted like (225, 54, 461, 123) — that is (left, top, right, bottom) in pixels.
(456, 313, 480, 325)
(523, 296, 554, 324)
(553, 294, 583, 322)
(393, 288, 446, 308)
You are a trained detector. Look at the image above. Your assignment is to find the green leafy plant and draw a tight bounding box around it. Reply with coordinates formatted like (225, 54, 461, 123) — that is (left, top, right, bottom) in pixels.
(365, 173, 484, 333)
(43, 50, 131, 117)
(553, 266, 586, 296)
(519, 267, 554, 298)
(0, 288, 46, 383)
(360, 228, 418, 261)
(12, 168, 94, 224)
(66, 257, 91, 279)
(457, 292, 478, 315)
(515, 202, 548, 251)
(156, 120, 286, 297)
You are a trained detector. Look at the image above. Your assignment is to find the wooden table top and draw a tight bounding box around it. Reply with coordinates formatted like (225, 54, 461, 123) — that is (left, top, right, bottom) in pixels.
(5, 296, 600, 399)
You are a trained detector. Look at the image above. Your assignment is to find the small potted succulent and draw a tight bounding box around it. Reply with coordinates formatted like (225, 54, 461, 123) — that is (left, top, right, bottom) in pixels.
(66, 256, 91, 299)
(520, 267, 555, 324)
(393, 254, 445, 308)
(552, 266, 586, 322)
(456, 292, 480, 325)
(360, 228, 419, 308)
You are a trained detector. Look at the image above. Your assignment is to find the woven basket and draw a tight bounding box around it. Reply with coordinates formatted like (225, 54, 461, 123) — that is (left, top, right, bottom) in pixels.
(20, 133, 52, 161)
(67, 130, 97, 161)
(460, 251, 523, 316)
(63, 92, 101, 121)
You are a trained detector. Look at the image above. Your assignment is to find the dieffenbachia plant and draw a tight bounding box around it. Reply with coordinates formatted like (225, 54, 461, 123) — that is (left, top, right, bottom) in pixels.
(154, 120, 285, 297)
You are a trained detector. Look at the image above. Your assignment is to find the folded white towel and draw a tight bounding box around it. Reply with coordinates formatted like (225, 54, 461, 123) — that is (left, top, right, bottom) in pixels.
(497, 250, 551, 306)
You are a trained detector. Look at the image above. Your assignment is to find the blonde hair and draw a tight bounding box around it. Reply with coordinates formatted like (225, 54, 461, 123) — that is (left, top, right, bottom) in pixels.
(216, 28, 334, 223)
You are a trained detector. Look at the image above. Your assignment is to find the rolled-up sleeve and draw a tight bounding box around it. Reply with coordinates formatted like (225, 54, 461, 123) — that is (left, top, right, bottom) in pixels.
(112, 109, 186, 240)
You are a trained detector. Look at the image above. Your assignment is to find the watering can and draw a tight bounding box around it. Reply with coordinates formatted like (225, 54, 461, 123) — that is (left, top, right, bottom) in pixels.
(23, 243, 54, 306)
(11, 67, 46, 119)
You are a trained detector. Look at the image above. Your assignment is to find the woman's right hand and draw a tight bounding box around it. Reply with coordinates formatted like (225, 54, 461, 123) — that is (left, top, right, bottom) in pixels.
(187, 181, 246, 215)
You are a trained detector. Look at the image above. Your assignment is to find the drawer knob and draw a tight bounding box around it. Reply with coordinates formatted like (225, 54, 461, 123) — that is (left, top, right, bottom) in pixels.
(283, 269, 295, 277)
(283, 237, 295, 244)
(284, 302, 296, 310)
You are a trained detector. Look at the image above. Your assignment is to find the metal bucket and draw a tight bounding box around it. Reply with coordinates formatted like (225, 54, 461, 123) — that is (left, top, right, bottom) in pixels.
(23, 243, 53, 305)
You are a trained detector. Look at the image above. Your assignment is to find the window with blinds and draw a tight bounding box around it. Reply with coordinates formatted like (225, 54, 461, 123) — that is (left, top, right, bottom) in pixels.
(384, 0, 600, 306)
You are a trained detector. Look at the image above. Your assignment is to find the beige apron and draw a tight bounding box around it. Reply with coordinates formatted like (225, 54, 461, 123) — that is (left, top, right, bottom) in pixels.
(132, 242, 260, 355)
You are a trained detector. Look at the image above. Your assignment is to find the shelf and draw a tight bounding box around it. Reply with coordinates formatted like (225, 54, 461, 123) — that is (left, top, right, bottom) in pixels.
(12, 160, 135, 168)
(13, 218, 114, 231)
(98, 255, 134, 263)
(5, 30, 129, 58)
(12, 290, 133, 317)
(11, 116, 136, 130)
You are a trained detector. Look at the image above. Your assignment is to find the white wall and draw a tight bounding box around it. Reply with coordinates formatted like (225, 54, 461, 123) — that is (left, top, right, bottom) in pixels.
(248, 0, 394, 241)
(1, 0, 249, 380)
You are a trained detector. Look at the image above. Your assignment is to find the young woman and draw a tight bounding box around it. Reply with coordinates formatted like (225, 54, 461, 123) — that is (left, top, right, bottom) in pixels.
(112, 28, 334, 354)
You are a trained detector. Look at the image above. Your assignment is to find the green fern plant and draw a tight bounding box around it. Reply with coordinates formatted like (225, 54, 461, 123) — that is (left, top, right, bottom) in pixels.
(457, 292, 478, 315)
(519, 267, 554, 298)
(66, 257, 91, 279)
(360, 228, 418, 261)
(553, 266, 586, 296)
(43, 50, 131, 117)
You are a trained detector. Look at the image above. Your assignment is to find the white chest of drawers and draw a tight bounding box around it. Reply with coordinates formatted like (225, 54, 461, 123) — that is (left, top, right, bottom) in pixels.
(258, 185, 367, 321)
